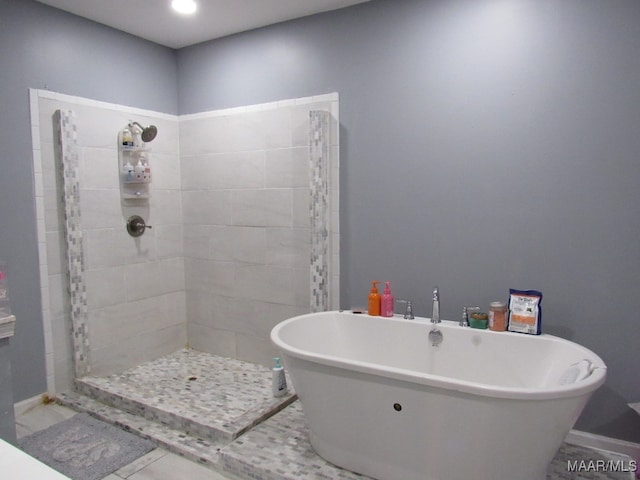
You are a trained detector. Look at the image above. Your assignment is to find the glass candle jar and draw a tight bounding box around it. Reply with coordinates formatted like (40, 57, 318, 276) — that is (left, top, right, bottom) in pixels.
(489, 301, 507, 332)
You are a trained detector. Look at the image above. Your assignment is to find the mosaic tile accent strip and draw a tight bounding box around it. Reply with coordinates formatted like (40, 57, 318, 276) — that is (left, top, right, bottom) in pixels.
(309, 110, 331, 313)
(219, 402, 636, 480)
(54, 109, 90, 378)
(75, 349, 296, 443)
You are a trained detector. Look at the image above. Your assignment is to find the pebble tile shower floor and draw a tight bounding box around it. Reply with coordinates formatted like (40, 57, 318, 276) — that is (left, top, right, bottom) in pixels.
(58, 349, 635, 480)
(75, 349, 295, 441)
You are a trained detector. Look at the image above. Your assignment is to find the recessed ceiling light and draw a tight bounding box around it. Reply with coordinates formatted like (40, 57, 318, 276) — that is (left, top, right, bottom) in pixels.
(171, 0, 197, 15)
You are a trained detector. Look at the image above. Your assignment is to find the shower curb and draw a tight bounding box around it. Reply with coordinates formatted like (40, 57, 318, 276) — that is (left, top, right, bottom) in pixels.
(74, 378, 236, 443)
(75, 377, 297, 445)
(57, 391, 227, 468)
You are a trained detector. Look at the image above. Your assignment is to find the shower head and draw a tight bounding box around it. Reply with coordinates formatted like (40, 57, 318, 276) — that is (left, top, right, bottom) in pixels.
(129, 121, 158, 143)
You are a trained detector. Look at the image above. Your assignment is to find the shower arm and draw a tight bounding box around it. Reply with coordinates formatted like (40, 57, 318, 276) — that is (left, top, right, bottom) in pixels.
(129, 121, 145, 132)
(128, 121, 158, 143)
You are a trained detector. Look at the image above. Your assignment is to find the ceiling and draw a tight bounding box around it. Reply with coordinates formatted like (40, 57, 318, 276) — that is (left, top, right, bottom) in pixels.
(35, 0, 371, 49)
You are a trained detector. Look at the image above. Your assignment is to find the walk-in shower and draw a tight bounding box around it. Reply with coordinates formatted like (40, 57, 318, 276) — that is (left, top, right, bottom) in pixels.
(29, 89, 340, 395)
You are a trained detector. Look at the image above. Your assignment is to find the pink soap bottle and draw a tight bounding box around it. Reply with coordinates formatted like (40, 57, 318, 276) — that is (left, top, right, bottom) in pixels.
(381, 281, 395, 317)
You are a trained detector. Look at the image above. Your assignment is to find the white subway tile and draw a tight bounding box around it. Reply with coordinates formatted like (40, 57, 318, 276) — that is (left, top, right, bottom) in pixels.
(223, 111, 266, 152)
(262, 108, 293, 149)
(182, 151, 265, 190)
(230, 226, 267, 264)
(184, 257, 235, 296)
(236, 333, 281, 368)
(231, 189, 292, 227)
(150, 153, 181, 190)
(40, 147, 57, 191)
(86, 266, 126, 309)
(90, 323, 186, 377)
(265, 147, 309, 188)
(183, 224, 217, 260)
(182, 190, 232, 225)
(45, 230, 65, 275)
(291, 104, 311, 147)
(124, 257, 184, 302)
(186, 324, 236, 358)
(89, 292, 186, 351)
(80, 188, 123, 229)
(266, 227, 310, 267)
(292, 187, 311, 228)
(154, 224, 183, 260)
(235, 264, 297, 305)
(149, 189, 182, 225)
(81, 147, 119, 190)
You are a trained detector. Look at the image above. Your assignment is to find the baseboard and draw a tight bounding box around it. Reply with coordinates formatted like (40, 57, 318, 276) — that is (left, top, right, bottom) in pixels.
(13, 394, 45, 417)
(567, 429, 640, 459)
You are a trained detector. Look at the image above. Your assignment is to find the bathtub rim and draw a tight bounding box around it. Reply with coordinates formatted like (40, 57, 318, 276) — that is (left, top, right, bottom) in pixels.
(271, 310, 607, 401)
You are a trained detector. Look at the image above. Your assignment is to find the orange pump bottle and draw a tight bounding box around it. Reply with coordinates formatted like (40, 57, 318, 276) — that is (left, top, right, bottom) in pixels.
(368, 281, 381, 316)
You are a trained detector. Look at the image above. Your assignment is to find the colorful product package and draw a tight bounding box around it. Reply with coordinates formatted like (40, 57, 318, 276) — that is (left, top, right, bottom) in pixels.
(507, 288, 542, 335)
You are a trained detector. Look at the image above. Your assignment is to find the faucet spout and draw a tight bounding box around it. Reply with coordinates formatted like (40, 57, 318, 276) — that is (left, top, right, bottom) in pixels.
(431, 286, 440, 324)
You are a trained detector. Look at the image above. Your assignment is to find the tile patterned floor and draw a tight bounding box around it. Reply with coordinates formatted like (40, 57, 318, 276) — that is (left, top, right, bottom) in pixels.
(33, 348, 637, 480)
(219, 402, 366, 480)
(15, 404, 230, 480)
(219, 401, 636, 480)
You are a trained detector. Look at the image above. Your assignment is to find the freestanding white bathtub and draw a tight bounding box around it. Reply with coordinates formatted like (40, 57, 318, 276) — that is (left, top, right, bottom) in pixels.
(271, 311, 607, 480)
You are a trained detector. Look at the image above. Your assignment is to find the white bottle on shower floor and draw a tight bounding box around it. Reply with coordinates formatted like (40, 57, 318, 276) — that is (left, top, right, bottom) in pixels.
(272, 357, 288, 397)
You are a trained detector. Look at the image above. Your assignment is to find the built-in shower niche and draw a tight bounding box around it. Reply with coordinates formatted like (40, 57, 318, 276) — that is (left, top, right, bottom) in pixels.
(31, 89, 339, 395)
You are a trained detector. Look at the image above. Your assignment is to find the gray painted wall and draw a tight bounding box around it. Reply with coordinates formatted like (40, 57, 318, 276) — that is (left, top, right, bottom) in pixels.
(1, 0, 639, 443)
(177, 0, 640, 441)
(0, 339, 17, 444)
(0, 0, 177, 401)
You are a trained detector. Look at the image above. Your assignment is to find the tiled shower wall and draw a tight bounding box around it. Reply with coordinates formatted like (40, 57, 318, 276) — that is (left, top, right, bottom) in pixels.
(180, 96, 339, 364)
(32, 91, 185, 391)
(30, 90, 339, 394)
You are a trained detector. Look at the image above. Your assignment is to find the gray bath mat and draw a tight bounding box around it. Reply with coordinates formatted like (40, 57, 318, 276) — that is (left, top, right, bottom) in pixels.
(19, 412, 156, 480)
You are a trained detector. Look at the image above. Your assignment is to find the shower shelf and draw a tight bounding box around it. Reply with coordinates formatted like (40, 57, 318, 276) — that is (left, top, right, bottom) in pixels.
(118, 144, 152, 202)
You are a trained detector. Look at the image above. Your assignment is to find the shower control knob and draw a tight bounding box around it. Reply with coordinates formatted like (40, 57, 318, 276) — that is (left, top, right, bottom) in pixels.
(126, 215, 152, 237)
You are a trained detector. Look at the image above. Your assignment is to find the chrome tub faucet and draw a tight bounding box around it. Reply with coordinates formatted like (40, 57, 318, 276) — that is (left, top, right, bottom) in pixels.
(431, 286, 440, 324)
(429, 286, 443, 346)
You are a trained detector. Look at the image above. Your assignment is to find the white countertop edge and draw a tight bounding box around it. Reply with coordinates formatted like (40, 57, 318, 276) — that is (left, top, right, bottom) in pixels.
(0, 315, 16, 339)
(0, 438, 72, 479)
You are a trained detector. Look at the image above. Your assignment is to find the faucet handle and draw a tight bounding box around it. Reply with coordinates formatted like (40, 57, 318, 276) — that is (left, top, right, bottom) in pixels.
(460, 306, 480, 327)
(396, 300, 414, 320)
